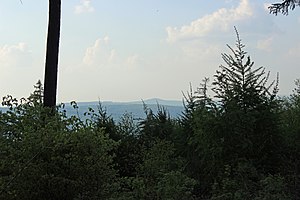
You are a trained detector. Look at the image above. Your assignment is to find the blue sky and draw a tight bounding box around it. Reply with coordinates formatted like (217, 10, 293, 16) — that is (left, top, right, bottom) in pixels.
(0, 0, 299, 102)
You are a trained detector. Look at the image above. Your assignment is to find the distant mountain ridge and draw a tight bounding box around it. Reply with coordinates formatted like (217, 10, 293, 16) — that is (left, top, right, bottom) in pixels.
(73, 98, 184, 107)
(63, 98, 184, 121)
(130, 98, 184, 107)
(0, 98, 185, 121)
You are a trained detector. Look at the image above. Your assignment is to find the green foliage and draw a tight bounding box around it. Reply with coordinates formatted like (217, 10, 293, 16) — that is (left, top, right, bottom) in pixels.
(139, 104, 177, 145)
(279, 79, 300, 199)
(212, 27, 278, 111)
(0, 82, 118, 200)
(211, 28, 282, 171)
(156, 171, 196, 200)
(113, 112, 142, 177)
(119, 139, 196, 200)
(211, 161, 260, 200)
(255, 175, 291, 200)
(179, 28, 285, 199)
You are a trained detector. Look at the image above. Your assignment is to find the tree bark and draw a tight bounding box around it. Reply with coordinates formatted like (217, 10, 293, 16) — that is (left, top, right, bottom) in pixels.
(43, 0, 61, 108)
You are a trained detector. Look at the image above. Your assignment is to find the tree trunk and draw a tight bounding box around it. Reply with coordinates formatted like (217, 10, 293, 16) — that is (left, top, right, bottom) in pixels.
(43, 0, 61, 108)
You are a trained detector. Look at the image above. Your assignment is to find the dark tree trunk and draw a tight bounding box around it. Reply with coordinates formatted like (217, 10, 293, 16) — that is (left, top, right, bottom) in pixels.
(43, 0, 61, 108)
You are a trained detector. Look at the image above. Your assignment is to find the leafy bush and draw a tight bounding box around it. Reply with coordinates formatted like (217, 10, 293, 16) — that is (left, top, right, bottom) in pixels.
(0, 82, 118, 200)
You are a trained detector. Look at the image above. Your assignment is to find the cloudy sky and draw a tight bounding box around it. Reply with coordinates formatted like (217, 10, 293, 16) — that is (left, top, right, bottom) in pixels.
(0, 0, 299, 102)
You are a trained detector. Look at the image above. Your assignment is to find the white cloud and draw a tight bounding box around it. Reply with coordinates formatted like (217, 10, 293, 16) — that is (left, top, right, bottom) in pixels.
(166, 0, 253, 43)
(126, 54, 139, 68)
(80, 36, 142, 70)
(74, 0, 94, 14)
(82, 37, 144, 71)
(0, 42, 40, 99)
(257, 36, 274, 51)
(83, 37, 116, 66)
(0, 42, 32, 68)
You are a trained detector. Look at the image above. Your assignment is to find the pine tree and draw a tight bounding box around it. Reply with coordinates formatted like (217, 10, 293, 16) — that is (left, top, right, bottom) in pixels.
(269, 0, 300, 15)
(212, 27, 282, 174)
(212, 27, 278, 113)
(182, 28, 284, 198)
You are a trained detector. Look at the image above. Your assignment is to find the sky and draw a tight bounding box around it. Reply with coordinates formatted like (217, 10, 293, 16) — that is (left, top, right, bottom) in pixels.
(0, 0, 300, 103)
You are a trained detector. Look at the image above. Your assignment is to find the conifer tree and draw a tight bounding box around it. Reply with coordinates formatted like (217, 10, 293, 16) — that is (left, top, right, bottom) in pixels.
(212, 27, 282, 173)
(181, 28, 284, 198)
(212, 27, 278, 112)
(269, 0, 300, 15)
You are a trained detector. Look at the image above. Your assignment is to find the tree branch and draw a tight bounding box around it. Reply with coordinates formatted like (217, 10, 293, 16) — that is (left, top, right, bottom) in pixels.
(269, 0, 300, 15)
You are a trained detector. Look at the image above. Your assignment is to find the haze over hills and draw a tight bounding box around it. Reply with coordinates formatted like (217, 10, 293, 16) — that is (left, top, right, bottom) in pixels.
(0, 98, 185, 121)
(63, 98, 184, 121)
(75, 98, 183, 107)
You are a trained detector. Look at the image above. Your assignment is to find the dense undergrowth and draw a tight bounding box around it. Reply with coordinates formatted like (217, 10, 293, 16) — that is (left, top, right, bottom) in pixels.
(0, 32, 299, 199)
